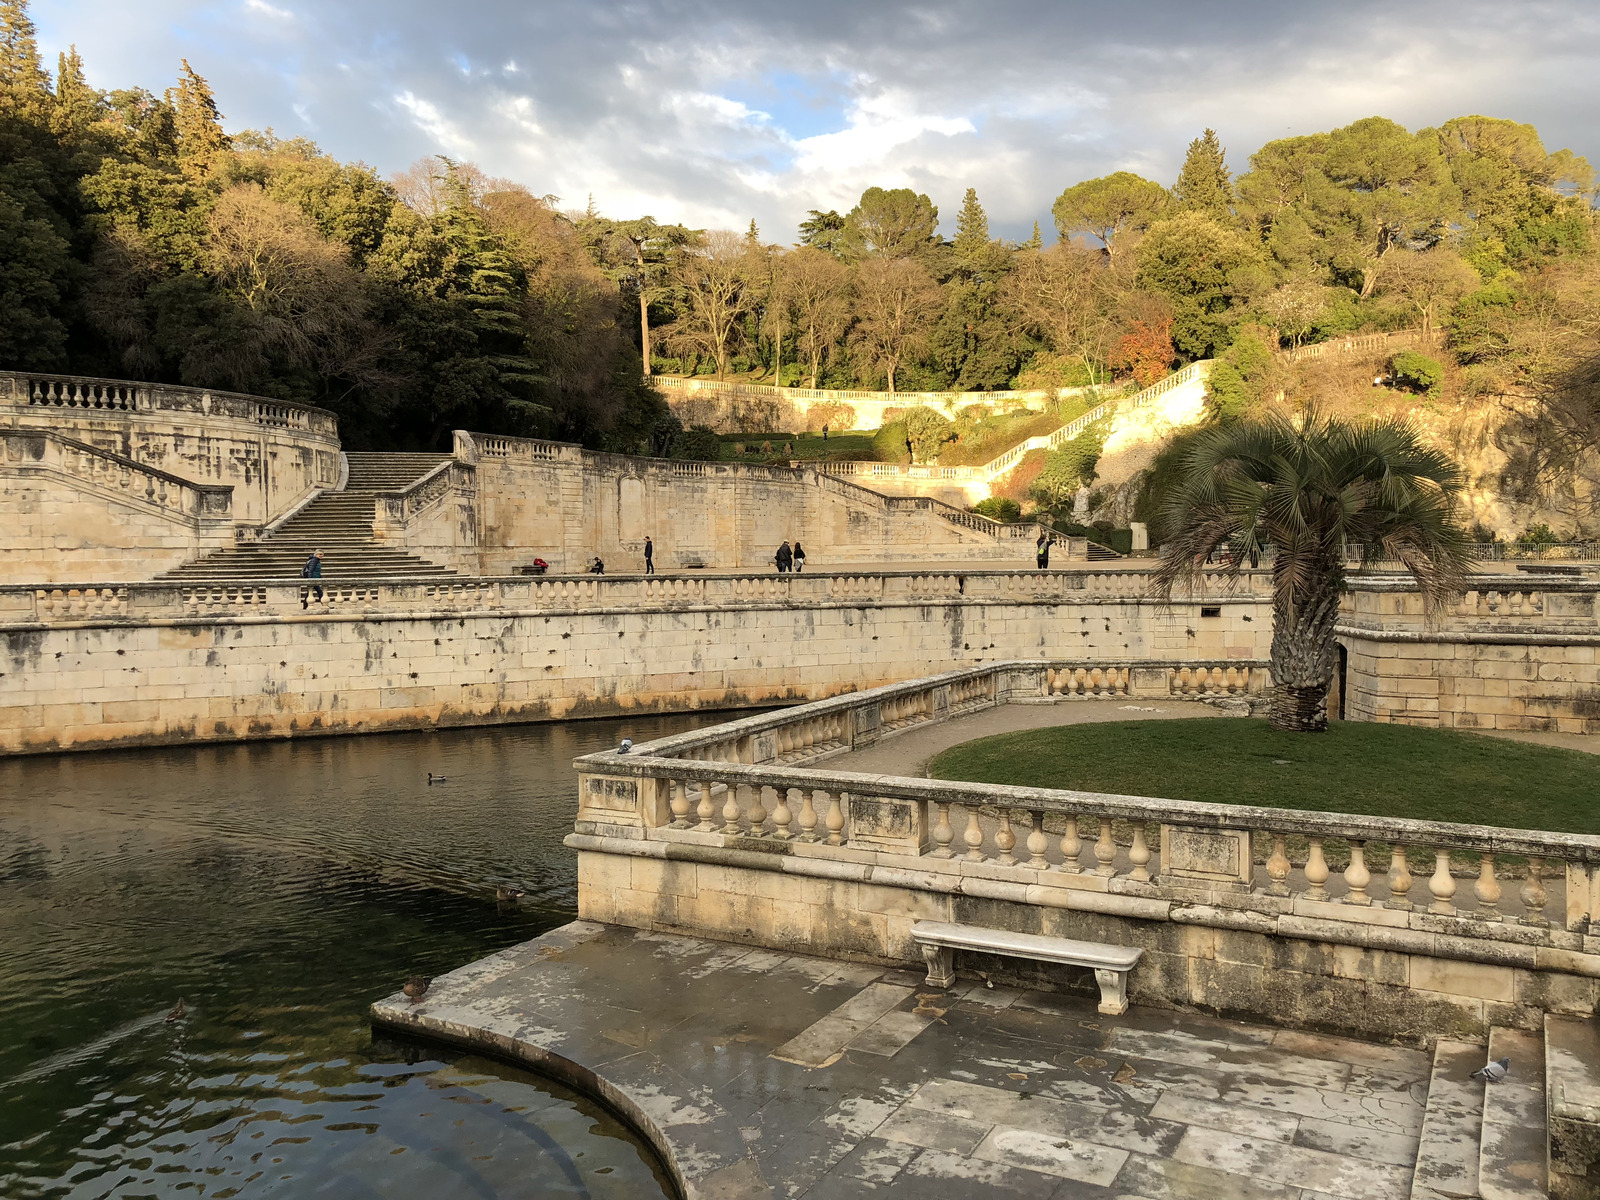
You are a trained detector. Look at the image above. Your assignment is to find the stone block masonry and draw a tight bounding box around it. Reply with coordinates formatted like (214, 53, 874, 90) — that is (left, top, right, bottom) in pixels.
(0, 571, 1273, 754)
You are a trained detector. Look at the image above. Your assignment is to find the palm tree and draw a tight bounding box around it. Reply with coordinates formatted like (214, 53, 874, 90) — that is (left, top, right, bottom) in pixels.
(1153, 409, 1475, 732)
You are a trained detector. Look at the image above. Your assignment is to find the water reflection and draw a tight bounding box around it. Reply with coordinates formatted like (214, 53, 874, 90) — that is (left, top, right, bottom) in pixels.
(0, 714, 723, 1199)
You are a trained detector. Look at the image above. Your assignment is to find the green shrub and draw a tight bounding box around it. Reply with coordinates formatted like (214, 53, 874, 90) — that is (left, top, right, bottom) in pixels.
(1204, 330, 1277, 422)
(1390, 350, 1445, 399)
(672, 425, 723, 461)
(903, 406, 955, 462)
(972, 497, 1023, 523)
(1517, 522, 1559, 545)
(1029, 420, 1109, 508)
(873, 419, 909, 462)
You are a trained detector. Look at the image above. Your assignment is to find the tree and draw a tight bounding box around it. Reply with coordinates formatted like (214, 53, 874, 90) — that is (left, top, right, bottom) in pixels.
(903, 406, 954, 462)
(1173, 128, 1233, 221)
(1259, 274, 1330, 349)
(953, 187, 989, 260)
(581, 213, 691, 375)
(844, 186, 938, 259)
(1051, 172, 1167, 261)
(1153, 410, 1473, 731)
(798, 208, 848, 257)
(1135, 212, 1267, 357)
(1377, 248, 1479, 337)
(1006, 243, 1119, 383)
(1111, 316, 1174, 386)
(666, 229, 750, 379)
(0, 0, 50, 123)
(783, 246, 850, 386)
(168, 59, 230, 184)
(850, 256, 940, 392)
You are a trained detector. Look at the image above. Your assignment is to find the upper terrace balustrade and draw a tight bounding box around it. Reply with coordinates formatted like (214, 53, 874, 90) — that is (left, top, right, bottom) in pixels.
(2, 370, 339, 438)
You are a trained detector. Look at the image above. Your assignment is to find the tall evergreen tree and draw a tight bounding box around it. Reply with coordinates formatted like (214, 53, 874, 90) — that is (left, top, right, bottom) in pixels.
(1173, 128, 1233, 220)
(0, 0, 49, 121)
(50, 47, 101, 144)
(1023, 221, 1042, 251)
(954, 187, 989, 256)
(169, 59, 229, 183)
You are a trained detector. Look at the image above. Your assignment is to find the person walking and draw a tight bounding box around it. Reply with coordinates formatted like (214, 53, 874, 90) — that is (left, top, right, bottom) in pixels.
(300, 550, 324, 608)
(775, 541, 792, 573)
(643, 536, 655, 575)
(588, 556, 605, 575)
(1035, 532, 1050, 571)
(792, 541, 806, 572)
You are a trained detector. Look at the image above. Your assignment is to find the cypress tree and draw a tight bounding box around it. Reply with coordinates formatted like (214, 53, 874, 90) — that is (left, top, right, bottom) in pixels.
(0, 0, 49, 122)
(169, 59, 230, 182)
(1173, 128, 1233, 220)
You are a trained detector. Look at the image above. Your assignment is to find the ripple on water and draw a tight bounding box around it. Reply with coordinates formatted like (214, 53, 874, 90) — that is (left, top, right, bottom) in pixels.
(0, 713, 726, 1199)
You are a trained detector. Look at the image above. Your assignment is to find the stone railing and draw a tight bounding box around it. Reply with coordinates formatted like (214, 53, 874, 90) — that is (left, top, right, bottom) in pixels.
(571, 665, 1600, 976)
(811, 361, 1213, 484)
(1341, 576, 1599, 637)
(375, 459, 474, 525)
(0, 567, 1273, 627)
(1284, 329, 1425, 363)
(454, 430, 584, 465)
(654, 375, 1096, 408)
(2, 430, 233, 523)
(1, 370, 339, 437)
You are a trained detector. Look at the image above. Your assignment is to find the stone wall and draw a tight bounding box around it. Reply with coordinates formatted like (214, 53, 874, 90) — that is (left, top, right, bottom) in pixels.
(0, 570, 1272, 754)
(462, 434, 1033, 575)
(1339, 578, 1600, 733)
(1, 371, 341, 531)
(1, 430, 235, 581)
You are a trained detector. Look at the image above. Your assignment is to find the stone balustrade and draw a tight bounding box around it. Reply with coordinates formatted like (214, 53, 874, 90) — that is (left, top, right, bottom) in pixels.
(2, 370, 338, 437)
(0, 567, 1272, 627)
(569, 664, 1600, 1039)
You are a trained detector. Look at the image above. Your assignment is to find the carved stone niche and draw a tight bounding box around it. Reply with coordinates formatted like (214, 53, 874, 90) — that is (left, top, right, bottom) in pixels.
(577, 772, 648, 827)
(847, 794, 930, 856)
(1160, 824, 1253, 890)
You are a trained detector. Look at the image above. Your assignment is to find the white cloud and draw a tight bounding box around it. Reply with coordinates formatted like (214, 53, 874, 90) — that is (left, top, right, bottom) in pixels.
(244, 0, 293, 18)
(392, 90, 475, 154)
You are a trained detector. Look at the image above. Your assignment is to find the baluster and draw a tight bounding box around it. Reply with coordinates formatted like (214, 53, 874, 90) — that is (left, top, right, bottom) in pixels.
(797, 789, 820, 842)
(1429, 849, 1456, 915)
(1093, 818, 1117, 877)
(931, 803, 955, 858)
(1058, 815, 1081, 873)
(1266, 835, 1291, 896)
(995, 810, 1017, 866)
(696, 782, 715, 831)
(1474, 854, 1502, 921)
(963, 806, 986, 861)
(1305, 839, 1329, 901)
(1521, 859, 1549, 927)
(669, 780, 691, 829)
(746, 785, 768, 834)
(1025, 812, 1049, 869)
(721, 783, 743, 835)
(771, 789, 794, 840)
(825, 792, 845, 844)
(1388, 845, 1414, 909)
(1128, 826, 1151, 882)
(1343, 841, 1371, 906)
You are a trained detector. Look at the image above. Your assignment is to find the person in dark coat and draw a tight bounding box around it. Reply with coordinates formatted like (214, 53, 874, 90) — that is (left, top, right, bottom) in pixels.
(643, 536, 655, 575)
(301, 550, 323, 607)
(792, 541, 806, 572)
(775, 541, 793, 572)
(1036, 533, 1050, 570)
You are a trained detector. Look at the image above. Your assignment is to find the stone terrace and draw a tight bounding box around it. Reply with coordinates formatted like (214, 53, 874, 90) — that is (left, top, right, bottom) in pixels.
(374, 921, 1435, 1200)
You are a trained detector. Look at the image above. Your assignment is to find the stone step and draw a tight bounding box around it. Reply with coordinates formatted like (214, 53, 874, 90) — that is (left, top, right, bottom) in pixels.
(1479, 1027, 1547, 1199)
(1411, 1038, 1485, 1200)
(1547, 1014, 1600, 1200)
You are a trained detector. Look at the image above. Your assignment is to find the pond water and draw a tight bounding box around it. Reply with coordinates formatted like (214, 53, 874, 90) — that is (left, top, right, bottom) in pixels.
(0, 713, 728, 1200)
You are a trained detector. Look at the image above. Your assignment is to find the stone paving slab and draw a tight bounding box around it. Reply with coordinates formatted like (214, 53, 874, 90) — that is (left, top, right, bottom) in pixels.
(372, 921, 1424, 1200)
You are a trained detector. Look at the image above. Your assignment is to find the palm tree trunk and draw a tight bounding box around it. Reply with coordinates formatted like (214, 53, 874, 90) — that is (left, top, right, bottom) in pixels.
(1268, 576, 1344, 733)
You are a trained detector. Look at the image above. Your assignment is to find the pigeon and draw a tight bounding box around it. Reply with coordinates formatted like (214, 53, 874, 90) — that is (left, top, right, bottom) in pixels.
(496, 886, 525, 903)
(1471, 1056, 1511, 1083)
(618, 739, 633, 754)
(166, 998, 187, 1023)
(403, 976, 431, 1004)
(427, 772, 447, 784)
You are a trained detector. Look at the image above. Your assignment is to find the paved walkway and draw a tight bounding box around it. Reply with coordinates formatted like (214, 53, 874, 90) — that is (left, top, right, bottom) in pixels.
(374, 922, 1427, 1200)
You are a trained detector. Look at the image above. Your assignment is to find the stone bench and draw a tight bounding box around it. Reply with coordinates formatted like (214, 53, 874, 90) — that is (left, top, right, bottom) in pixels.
(910, 920, 1143, 1015)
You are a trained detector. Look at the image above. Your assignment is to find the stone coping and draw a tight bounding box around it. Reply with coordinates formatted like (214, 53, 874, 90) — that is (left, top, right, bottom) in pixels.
(371, 920, 1435, 1200)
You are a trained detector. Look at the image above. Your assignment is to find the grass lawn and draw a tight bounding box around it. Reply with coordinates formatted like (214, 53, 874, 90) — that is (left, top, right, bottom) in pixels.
(928, 719, 1600, 834)
(718, 431, 878, 462)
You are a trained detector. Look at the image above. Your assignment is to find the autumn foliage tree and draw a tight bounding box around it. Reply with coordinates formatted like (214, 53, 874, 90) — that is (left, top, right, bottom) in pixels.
(1111, 317, 1174, 386)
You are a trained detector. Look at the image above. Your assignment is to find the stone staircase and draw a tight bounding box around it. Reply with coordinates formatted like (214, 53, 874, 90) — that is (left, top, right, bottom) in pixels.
(158, 451, 457, 582)
(1410, 1027, 1550, 1199)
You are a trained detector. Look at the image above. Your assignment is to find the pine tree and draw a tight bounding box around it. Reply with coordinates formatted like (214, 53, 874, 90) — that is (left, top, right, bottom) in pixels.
(954, 187, 989, 257)
(1023, 221, 1042, 251)
(50, 47, 101, 144)
(1173, 128, 1233, 220)
(169, 59, 230, 182)
(0, 1, 47, 117)
(746, 217, 760, 246)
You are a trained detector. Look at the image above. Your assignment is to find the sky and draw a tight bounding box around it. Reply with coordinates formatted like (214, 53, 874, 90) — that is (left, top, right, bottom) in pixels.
(33, 0, 1600, 243)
